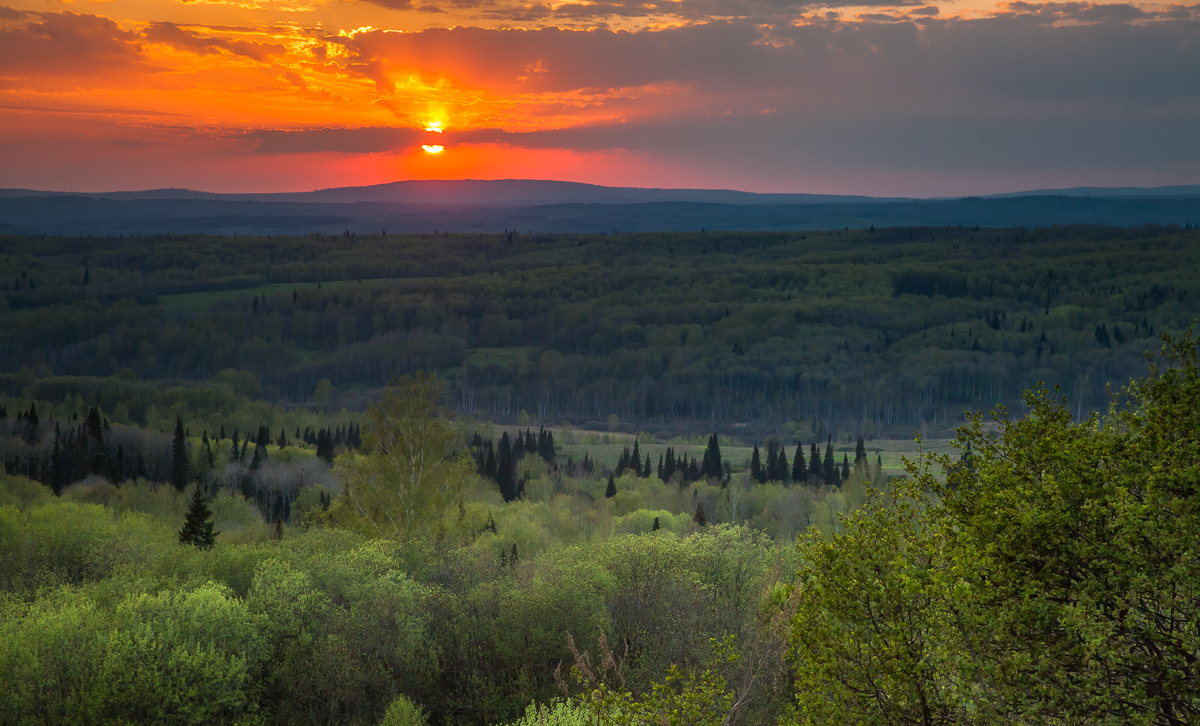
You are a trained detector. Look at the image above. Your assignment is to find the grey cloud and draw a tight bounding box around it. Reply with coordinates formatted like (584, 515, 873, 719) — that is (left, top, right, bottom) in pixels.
(233, 127, 424, 154)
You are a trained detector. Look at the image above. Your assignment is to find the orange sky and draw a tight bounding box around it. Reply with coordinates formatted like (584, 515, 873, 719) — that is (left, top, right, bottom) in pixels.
(1, 0, 1198, 194)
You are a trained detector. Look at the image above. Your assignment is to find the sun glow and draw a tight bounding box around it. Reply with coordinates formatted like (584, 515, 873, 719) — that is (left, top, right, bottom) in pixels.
(422, 145, 444, 153)
(425, 120, 444, 133)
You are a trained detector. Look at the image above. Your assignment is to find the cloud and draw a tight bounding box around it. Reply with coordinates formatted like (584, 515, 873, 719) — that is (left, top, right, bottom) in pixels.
(232, 126, 424, 153)
(141, 22, 286, 60)
(0, 6, 27, 20)
(0, 12, 145, 78)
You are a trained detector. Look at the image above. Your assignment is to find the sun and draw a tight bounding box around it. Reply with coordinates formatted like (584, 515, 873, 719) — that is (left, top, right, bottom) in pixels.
(425, 120, 443, 133)
(422, 145, 444, 154)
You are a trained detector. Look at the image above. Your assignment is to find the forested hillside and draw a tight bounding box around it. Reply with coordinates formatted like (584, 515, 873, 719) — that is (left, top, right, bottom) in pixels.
(3, 224, 1199, 442)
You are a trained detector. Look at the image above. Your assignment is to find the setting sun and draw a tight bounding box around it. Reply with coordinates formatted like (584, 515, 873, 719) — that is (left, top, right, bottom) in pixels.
(422, 145, 445, 154)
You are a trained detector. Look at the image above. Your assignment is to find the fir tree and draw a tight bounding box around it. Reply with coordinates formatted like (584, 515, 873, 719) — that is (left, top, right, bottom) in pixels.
(178, 484, 218, 549)
(693, 502, 707, 527)
(171, 416, 190, 492)
(631, 440, 642, 477)
(605, 474, 617, 498)
(652, 516, 660, 531)
(810, 442, 820, 484)
(855, 436, 867, 464)
(841, 454, 850, 481)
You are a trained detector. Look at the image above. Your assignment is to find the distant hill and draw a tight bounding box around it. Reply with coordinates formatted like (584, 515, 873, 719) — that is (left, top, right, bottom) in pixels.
(0, 180, 1197, 235)
(0, 179, 888, 206)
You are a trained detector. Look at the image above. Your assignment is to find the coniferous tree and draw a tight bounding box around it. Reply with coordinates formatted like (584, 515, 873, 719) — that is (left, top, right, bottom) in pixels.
(230, 430, 240, 460)
(823, 436, 836, 486)
(750, 444, 764, 484)
(652, 516, 660, 531)
(792, 444, 807, 484)
(178, 484, 217, 549)
(765, 442, 778, 482)
(497, 432, 516, 502)
(605, 474, 617, 498)
(810, 442, 820, 484)
(693, 502, 707, 527)
(778, 446, 791, 485)
(855, 436, 867, 464)
(484, 441, 497, 480)
(657, 453, 664, 480)
(631, 439, 642, 477)
(171, 416, 189, 491)
(702, 433, 723, 478)
(841, 454, 850, 481)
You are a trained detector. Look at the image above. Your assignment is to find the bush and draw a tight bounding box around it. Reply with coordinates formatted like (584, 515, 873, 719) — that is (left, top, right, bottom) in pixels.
(379, 695, 427, 726)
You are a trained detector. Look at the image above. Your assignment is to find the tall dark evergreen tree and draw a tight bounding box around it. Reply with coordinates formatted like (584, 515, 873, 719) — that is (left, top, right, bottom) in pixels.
(810, 442, 820, 484)
(631, 439, 642, 477)
(792, 444, 807, 484)
(693, 502, 707, 527)
(702, 434, 723, 479)
(855, 436, 867, 464)
(823, 436, 836, 486)
(750, 445, 765, 484)
(605, 474, 617, 498)
(841, 454, 850, 481)
(178, 484, 218, 549)
(171, 416, 189, 491)
(497, 432, 516, 502)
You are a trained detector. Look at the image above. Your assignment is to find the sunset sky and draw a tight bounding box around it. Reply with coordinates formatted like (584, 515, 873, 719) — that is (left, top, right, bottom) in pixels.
(1, 0, 1197, 195)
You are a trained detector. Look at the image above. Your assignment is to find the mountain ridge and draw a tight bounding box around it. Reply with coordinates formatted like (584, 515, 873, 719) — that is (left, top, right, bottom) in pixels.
(2, 179, 1198, 206)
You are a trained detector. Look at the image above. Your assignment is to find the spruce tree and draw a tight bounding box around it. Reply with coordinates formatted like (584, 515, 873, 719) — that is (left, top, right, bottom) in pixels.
(178, 484, 218, 549)
(766, 442, 778, 482)
(823, 436, 836, 486)
(779, 446, 791, 485)
(855, 436, 867, 464)
(643, 456, 652, 478)
(693, 502, 707, 527)
(631, 439, 642, 477)
(605, 474, 617, 498)
(702, 433, 722, 478)
(841, 454, 850, 481)
(171, 416, 190, 491)
(792, 444, 807, 484)
(810, 442, 820, 484)
(750, 445, 764, 484)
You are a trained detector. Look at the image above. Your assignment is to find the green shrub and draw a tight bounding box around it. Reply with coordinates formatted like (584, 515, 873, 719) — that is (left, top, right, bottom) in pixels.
(378, 695, 427, 726)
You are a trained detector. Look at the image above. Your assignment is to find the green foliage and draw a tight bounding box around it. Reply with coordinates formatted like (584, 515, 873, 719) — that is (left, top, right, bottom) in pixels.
(788, 331, 1200, 726)
(503, 700, 593, 726)
(328, 373, 473, 539)
(379, 696, 428, 726)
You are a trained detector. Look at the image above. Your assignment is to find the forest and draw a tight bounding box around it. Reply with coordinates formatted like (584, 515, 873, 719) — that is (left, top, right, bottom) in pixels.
(2, 224, 1199, 724)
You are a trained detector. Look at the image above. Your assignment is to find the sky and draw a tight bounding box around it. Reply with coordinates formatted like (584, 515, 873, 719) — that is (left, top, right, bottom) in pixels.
(0, 0, 1197, 195)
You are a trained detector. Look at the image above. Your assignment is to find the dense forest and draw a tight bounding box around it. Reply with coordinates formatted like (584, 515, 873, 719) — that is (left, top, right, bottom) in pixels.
(2, 335, 1198, 725)
(3, 224, 1199, 444)
(2, 223, 1199, 724)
